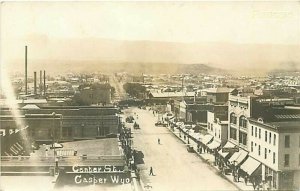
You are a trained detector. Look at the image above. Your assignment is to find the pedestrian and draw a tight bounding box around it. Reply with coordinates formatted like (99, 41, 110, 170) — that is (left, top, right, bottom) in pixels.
(245, 174, 248, 185)
(158, 138, 160, 144)
(149, 166, 154, 176)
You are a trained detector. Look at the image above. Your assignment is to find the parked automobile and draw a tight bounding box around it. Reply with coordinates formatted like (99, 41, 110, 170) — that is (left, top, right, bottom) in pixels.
(163, 113, 174, 120)
(134, 122, 140, 129)
(126, 116, 134, 123)
(186, 145, 194, 153)
(155, 121, 168, 127)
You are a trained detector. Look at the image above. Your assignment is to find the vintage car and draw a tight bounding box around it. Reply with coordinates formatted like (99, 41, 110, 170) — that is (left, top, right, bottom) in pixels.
(186, 145, 195, 153)
(126, 116, 134, 123)
(155, 121, 168, 127)
(133, 122, 140, 129)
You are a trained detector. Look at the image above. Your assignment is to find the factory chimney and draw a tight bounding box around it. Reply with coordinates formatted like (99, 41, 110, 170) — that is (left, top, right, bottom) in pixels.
(43, 70, 46, 96)
(34, 72, 37, 95)
(40, 70, 42, 95)
(25, 46, 28, 95)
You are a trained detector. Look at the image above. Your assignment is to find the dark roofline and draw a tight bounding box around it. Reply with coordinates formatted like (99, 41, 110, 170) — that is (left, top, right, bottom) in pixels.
(248, 117, 300, 132)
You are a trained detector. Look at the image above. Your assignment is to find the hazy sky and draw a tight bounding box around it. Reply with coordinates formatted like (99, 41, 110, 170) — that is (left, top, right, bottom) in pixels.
(1, 1, 300, 73)
(2, 1, 300, 44)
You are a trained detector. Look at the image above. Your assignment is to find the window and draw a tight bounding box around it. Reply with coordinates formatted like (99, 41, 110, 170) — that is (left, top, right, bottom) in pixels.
(230, 113, 237, 125)
(269, 132, 272, 144)
(255, 127, 257, 137)
(273, 152, 275, 164)
(230, 127, 237, 140)
(259, 129, 261, 139)
(251, 141, 253, 152)
(285, 135, 290, 148)
(265, 131, 268, 142)
(284, 154, 289, 167)
(251, 126, 254, 136)
(239, 131, 247, 145)
(264, 148, 267, 159)
(239, 116, 247, 128)
(258, 145, 261, 156)
(274, 134, 276, 146)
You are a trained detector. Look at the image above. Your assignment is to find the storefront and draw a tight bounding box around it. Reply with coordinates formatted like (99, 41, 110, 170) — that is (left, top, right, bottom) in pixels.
(217, 142, 236, 174)
(200, 134, 213, 153)
(228, 149, 248, 182)
(240, 156, 262, 189)
(263, 165, 278, 190)
(218, 141, 235, 160)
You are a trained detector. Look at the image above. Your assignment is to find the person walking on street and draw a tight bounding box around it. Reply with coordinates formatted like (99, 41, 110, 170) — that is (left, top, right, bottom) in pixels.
(149, 166, 154, 176)
(158, 138, 160, 144)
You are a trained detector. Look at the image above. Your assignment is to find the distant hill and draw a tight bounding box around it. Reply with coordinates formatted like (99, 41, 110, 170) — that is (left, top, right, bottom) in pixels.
(18, 60, 225, 75)
(269, 61, 300, 76)
(4, 36, 300, 75)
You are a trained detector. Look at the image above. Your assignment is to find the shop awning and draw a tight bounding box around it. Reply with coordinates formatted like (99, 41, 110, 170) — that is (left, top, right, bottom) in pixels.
(218, 141, 235, 158)
(207, 139, 221, 150)
(176, 122, 184, 127)
(202, 134, 213, 145)
(228, 149, 248, 165)
(191, 133, 201, 142)
(183, 128, 191, 134)
(177, 125, 183, 131)
(240, 156, 261, 176)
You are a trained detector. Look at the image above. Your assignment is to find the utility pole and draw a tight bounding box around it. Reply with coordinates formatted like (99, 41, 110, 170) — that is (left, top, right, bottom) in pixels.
(25, 46, 28, 95)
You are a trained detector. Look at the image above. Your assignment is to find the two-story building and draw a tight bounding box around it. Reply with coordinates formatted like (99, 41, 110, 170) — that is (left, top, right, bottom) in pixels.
(207, 106, 229, 147)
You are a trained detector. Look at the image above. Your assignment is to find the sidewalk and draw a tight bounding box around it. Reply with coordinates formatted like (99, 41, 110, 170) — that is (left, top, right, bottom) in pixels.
(167, 125, 254, 191)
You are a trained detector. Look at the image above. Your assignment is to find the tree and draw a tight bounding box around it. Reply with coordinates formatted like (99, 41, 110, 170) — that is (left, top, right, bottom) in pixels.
(123, 83, 146, 99)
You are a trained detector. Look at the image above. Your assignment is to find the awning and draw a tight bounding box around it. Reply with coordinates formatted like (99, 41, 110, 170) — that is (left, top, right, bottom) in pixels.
(182, 128, 190, 134)
(207, 139, 221, 150)
(228, 149, 248, 165)
(176, 122, 184, 127)
(189, 132, 201, 143)
(191, 133, 201, 142)
(218, 141, 235, 158)
(202, 134, 213, 145)
(240, 156, 261, 176)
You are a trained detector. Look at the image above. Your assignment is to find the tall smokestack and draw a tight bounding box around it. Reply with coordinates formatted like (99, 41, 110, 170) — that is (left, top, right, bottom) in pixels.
(34, 72, 37, 95)
(40, 70, 42, 95)
(25, 46, 28, 95)
(43, 70, 46, 96)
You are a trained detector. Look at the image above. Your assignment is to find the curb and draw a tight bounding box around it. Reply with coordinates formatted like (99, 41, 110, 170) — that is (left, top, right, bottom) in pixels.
(131, 171, 144, 191)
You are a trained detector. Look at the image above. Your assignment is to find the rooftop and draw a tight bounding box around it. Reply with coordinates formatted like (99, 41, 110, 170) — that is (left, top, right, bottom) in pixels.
(206, 87, 233, 93)
(269, 121, 300, 130)
(61, 138, 121, 156)
(149, 91, 194, 98)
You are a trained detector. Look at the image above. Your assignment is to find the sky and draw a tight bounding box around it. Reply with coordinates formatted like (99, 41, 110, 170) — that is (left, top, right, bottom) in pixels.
(1, 1, 300, 73)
